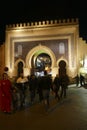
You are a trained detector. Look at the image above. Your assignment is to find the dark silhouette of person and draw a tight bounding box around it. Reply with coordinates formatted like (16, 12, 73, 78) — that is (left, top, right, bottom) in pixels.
(75, 74, 79, 87)
(28, 74, 38, 104)
(41, 70, 52, 110)
(53, 74, 60, 101)
(37, 76, 43, 103)
(60, 74, 69, 98)
(80, 74, 85, 86)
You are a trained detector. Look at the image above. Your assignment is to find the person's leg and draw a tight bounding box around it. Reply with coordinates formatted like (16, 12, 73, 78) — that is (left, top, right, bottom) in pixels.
(43, 90, 50, 110)
(64, 87, 66, 98)
(60, 86, 63, 98)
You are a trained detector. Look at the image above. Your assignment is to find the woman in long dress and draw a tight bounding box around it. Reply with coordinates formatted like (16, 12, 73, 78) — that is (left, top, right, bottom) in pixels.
(0, 73, 12, 113)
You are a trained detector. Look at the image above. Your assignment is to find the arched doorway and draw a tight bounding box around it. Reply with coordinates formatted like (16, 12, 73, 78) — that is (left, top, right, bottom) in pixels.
(26, 44, 56, 69)
(59, 60, 66, 76)
(31, 53, 52, 76)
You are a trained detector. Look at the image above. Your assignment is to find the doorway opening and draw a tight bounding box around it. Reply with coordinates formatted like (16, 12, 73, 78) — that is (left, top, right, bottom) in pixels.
(31, 53, 52, 76)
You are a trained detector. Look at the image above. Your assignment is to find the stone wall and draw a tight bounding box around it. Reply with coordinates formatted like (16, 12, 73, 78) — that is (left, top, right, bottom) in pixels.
(0, 44, 5, 77)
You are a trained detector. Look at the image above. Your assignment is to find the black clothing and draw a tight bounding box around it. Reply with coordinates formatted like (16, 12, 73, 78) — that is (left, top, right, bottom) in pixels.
(60, 74, 69, 98)
(41, 75, 52, 90)
(53, 76, 60, 100)
(37, 77, 43, 102)
(29, 75, 38, 103)
(80, 74, 85, 86)
(75, 75, 79, 87)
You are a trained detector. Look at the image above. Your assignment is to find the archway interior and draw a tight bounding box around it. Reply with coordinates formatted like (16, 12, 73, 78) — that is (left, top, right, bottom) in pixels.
(31, 51, 52, 76)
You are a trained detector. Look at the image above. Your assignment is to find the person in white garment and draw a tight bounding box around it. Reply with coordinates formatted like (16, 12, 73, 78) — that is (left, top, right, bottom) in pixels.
(16, 72, 28, 109)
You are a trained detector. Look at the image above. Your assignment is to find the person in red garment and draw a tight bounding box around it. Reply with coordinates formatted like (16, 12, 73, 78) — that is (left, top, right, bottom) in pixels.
(0, 78, 2, 110)
(0, 73, 12, 114)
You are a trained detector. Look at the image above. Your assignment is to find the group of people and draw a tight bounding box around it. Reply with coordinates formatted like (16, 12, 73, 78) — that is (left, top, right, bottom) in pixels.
(52, 73, 69, 101)
(0, 72, 30, 114)
(0, 71, 70, 113)
(16, 71, 69, 111)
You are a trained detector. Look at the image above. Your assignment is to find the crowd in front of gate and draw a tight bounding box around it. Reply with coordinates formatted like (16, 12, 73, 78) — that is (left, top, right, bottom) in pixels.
(0, 70, 86, 114)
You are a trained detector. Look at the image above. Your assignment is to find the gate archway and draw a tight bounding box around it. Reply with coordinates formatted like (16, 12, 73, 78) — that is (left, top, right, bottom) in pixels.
(26, 44, 56, 69)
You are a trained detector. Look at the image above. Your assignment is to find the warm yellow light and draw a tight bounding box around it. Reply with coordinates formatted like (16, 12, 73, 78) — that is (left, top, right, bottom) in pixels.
(24, 68, 30, 77)
(80, 60, 83, 66)
(8, 69, 13, 78)
(84, 59, 87, 68)
(45, 66, 48, 70)
(52, 67, 58, 78)
(79, 67, 87, 74)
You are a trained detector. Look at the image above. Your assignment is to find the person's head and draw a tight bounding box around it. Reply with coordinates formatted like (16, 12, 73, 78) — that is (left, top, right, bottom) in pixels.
(2, 73, 8, 80)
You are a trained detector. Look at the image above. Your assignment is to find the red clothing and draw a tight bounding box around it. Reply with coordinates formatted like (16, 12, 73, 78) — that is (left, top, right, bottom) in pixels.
(0, 81, 2, 110)
(0, 79, 12, 113)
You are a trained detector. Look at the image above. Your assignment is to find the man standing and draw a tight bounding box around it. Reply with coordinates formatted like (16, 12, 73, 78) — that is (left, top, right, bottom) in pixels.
(41, 70, 52, 110)
(60, 74, 69, 98)
(53, 74, 60, 101)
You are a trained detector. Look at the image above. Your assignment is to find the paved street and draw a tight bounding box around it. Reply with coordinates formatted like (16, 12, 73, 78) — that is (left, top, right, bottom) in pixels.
(0, 85, 87, 130)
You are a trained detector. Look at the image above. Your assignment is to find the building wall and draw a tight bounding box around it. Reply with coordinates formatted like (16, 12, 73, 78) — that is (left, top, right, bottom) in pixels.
(78, 38, 87, 61)
(0, 44, 5, 78)
(1, 18, 86, 78)
(78, 38, 87, 76)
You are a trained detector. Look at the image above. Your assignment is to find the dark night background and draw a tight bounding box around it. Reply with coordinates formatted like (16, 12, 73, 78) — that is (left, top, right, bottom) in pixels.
(0, 0, 87, 44)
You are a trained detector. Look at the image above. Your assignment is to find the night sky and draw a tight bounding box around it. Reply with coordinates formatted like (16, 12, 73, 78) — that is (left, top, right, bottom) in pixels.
(0, 0, 87, 44)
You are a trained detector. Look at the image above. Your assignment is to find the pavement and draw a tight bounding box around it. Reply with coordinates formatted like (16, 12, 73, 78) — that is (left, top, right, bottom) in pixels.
(0, 84, 87, 130)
